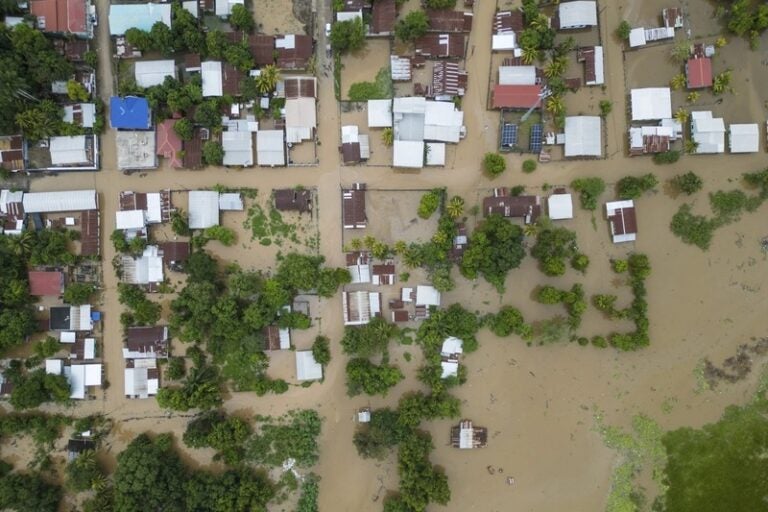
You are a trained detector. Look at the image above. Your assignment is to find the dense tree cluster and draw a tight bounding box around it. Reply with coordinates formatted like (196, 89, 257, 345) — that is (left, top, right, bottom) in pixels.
(570, 177, 606, 211)
(66, 450, 103, 492)
(486, 305, 531, 339)
(7, 365, 70, 410)
(460, 213, 526, 291)
(118, 284, 162, 328)
(395, 10, 430, 42)
(183, 411, 251, 465)
(346, 358, 404, 396)
(616, 173, 658, 200)
(342, 318, 403, 396)
(530, 224, 578, 277)
(0, 236, 37, 353)
(62, 282, 96, 305)
(330, 18, 366, 53)
(534, 283, 587, 331)
(401, 215, 457, 292)
(716, 0, 768, 47)
(0, 462, 61, 512)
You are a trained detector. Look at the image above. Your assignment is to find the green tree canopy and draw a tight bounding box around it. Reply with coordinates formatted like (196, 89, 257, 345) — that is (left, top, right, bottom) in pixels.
(330, 18, 366, 54)
(395, 10, 430, 42)
(460, 214, 525, 291)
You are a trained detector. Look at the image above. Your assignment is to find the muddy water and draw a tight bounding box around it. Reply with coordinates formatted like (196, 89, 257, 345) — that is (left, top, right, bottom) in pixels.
(4, 0, 768, 509)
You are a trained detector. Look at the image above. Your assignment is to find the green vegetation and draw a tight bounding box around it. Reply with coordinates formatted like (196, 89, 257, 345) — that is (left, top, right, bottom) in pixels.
(66, 450, 104, 492)
(599, 100, 613, 117)
(446, 196, 465, 219)
(347, 67, 393, 101)
(353, 408, 406, 459)
(522, 159, 537, 173)
(173, 118, 194, 140)
(247, 409, 322, 467)
(652, 149, 680, 164)
(0, 236, 37, 354)
(616, 173, 658, 200)
(118, 284, 161, 327)
(311, 335, 331, 366)
(296, 474, 320, 512)
(200, 225, 237, 246)
(330, 18, 366, 54)
(535, 284, 587, 331)
(717, 0, 768, 47)
(183, 411, 250, 465)
(62, 282, 96, 305)
(486, 306, 532, 339)
(0, 462, 62, 512)
(202, 141, 224, 166)
(342, 319, 403, 396)
(346, 358, 404, 396)
(9, 367, 71, 409)
(395, 10, 430, 42)
(571, 177, 606, 210)
(400, 216, 458, 292)
(244, 197, 310, 247)
(460, 213, 526, 292)
(670, 204, 715, 249)
(417, 188, 443, 219)
(616, 20, 631, 40)
(571, 253, 590, 273)
(670, 171, 703, 195)
(229, 4, 254, 32)
(482, 152, 506, 177)
(530, 224, 578, 277)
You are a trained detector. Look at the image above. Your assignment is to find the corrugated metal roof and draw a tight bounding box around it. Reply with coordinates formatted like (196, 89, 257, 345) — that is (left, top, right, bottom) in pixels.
(393, 140, 424, 168)
(108, 3, 171, 36)
(368, 99, 392, 127)
(134, 60, 176, 88)
(257, 130, 285, 166)
(23, 190, 97, 213)
(222, 131, 254, 166)
(564, 116, 601, 157)
(201, 61, 223, 97)
(188, 190, 219, 229)
(558, 1, 597, 28)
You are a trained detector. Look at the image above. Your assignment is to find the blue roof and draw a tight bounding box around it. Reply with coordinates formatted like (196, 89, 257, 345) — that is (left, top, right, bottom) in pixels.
(110, 97, 151, 130)
(108, 3, 172, 35)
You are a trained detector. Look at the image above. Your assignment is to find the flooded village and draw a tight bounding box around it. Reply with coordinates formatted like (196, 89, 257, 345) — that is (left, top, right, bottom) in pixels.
(0, 0, 767, 511)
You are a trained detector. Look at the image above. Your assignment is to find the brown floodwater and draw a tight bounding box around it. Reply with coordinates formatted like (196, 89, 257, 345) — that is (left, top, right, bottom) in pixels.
(3, 0, 768, 510)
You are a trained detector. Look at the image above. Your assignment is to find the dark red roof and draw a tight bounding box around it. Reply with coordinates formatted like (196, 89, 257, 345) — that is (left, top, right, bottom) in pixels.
(276, 35, 313, 70)
(341, 142, 361, 164)
(483, 193, 541, 222)
(492, 84, 542, 109)
(427, 10, 473, 32)
(415, 33, 465, 59)
(431, 61, 468, 96)
(609, 206, 638, 236)
(249, 35, 276, 66)
(494, 10, 523, 35)
(274, 188, 313, 212)
(80, 209, 99, 256)
(30, 0, 87, 34)
(0, 135, 24, 171)
(371, 0, 396, 34)
(182, 127, 205, 169)
(687, 57, 712, 89)
(342, 184, 366, 229)
(158, 241, 191, 265)
(125, 326, 168, 357)
(185, 53, 202, 70)
(156, 120, 183, 168)
(392, 309, 409, 322)
(222, 64, 243, 96)
(284, 77, 316, 99)
(29, 271, 64, 296)
(577, 46, 598, 83)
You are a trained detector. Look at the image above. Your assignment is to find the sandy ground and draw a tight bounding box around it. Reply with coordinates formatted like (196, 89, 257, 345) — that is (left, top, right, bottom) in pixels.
(3, 0, 768, 510)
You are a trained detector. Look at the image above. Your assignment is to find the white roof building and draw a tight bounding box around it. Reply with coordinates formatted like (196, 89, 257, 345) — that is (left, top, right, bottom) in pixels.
(548, 193, 574, 220)
(342, 291, 381, 326)
(368, 99, 393, 127)
(630, 88, 672, 121)
(22, 190, 97, 213)
(45, 359, 63, 375)
(606, 199, 637, 243)
(256, 130, 286, 166)
(64, 364, 102, 400)
(499, 66, 536, 86)
(628, 27, 646, 48)
(492, 33, 516, 51)
(347, 257, 372, 284)
(201, 61, 223, 97)
(219, 193, 243, 210)
(441, 336, 464, 356)
(285, 98, 316, 143)
(729, 123, 759, 153)
(134, 60, 176, 88)
(391, 55, 412, 81)
(559, 1, 598, 29)
(115, 209, 146, 234)
(691, 111, 725, 154)
(49, 136, 88, 166)
(188, 190, 220, 229)
(336, 9, 361, 22)
(63, 103, 96, 128)
(182, 0, 198, 16)
(222, 131, 253, 166)
(393, 140, 424, 168)
(295, 350, 323, 381)
(425, 142, 446, 166)
(564, 116, 602, 157)
(424, 101, 464, 143)
(415, 285, 441, 307)
(125, 358, 158, 399)
(586, 46, 604, 85)
(108, 3, 172, 35)
(215, 0, 244, 16)
(121, 245, 164, 284)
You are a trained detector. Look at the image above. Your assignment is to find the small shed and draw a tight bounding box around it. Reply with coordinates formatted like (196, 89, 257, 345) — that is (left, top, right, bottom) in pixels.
(188, 190, 220, 229)
(564, 116, 602, 158)
(606, 200, 637, 243)
(558, 1, 597, 29)
(729, 123, 759, 153)
(450, 420, 488, 449)
(256, 130, 286, 166)
(134, 60, 176, 88)
(29, 271, 64, 296)
(274, 188, 312, 213)
(548, 193, 573, 220)
(295, 351, 322, 381)
(368, 99, 393, 127)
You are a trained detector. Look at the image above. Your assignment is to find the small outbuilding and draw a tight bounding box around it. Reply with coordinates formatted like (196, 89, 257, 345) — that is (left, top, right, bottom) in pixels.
(548, 192, 574, 220)
(558, 1, 597, 29)
(134, 60, 176, 88)
(256, 130, 285, 166)
(295, 350, 322, 381)
(630, 88, 672, 121)
(564, 116, 601, 158)
(368, 99, 393, 128)
(606, 200, 638, 243)
(450, 420, 488, 449)
(728, 123, 759, 153)
(110, 96, 151, 130)
(691, 111, 725, 154)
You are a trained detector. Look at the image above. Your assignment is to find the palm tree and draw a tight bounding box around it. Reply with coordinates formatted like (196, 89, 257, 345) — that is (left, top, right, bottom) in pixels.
(8, 231, 33, 256)
(545, 95, 565, 115)
(393, 240, 407, 255)
(363, 235, 377, 250)
(402, 248, 422, 269)
(432, 230, 448, 245)
(686, 91, 700, 103)
(349, 238, 363, 251)
(684, 139, 699, 154)
(521, 46, 539, 65)
(712, 71, 732, 95)
(446, 196, 465, 219)
(544, 59, 564, 79)
(523, 223, 539, 237)
(670, 73, 686, 90)
(674, 108, 689, 124)
(255, 65, 280, 95)
(530, 13, 549, 31)
(381, 127, 394, 147)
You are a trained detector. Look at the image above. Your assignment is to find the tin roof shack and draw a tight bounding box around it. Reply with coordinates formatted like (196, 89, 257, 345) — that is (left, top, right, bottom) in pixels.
(120, 245, 164, 286)
(53, 39, 90, 61)
(274, 188, 313, 213)
(26, 135, 99, 172)
(119, 190, 173, 224)
(134, 60, 176, 88)
(61, 363, 102, 399)
(629, 126, 672, 156)
(450, 223, 468, 262)
(263, 324, 291, 350)
(158, 241, 190, 271)
(686, 56, 712, 89)
(50, 305, 93, 331)
(415, 33, 465, 59)
(662, 7, 683, 29)
(370, 0, 395, 35)
(182, 127, 206, 169)
(222, 131, 254, 166)
(426, 10, 473, 32)
(116, 130, 157, 170)
(23, 190, 98, 214)
(124, 326, 169, 358)
(368, 99, 393, 128)
(346, 251, 372, 283)
(29, 271, 65, 297)
(341, 125, 370, 164)
(576, 46, 603, 86)
(70, 336, 96, 361)
(285, 97, 317, 144)
(372, 263, 395, 285)
(256, 130, 286, 166)
(548, 191, 574, 220)
(0, 190, 24, 235)
(606, 200, 638, 243)
(343, 290, 381, 325)
(556, 1, 597, 30)
(188, 190, 220, 229)
(492, 84, 542, 109)
(124, 358, 159, 399)
(202, 61, 223, 97)
(431, 61, 468, 98)
(275, 34, 313, 70)
(483, 188, 541, 224)
(63, 103, 96, 128)
(450, 420, 488, 449)
(564, 116, 602, 158)
(108, 2, 171, 35)
(691, 111, 725, 154)
(0, 135, 24, 172)
(31, 0, 91, 38)
(342, 183, 367, 229)
(284, 76, 317, 99)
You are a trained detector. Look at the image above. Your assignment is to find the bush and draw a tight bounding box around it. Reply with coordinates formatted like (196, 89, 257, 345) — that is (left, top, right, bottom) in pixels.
(63, 282, 95, 305)
(417, 189, 442, 219)
(395, 10, 430, 42)
(424, 0, 455, 7)
(670, 204, 715, 250)
(536, 285, 563, 304)
(599, 100, 613, 117)
(616, 20, 631, 40)
(671, 172, 703, 195)
(591, 335, 608, 348)
(330, 18, 365, 54)
(522, 159, 537, 173)
(202, 141, 224, 166)
(571, 253, 589, 273)
(617, 173, 658, 199)
(571, 177, 605, 210)
(348, 67, 393, 101)
(165, 357, 186, 380)
(229, 4, 254, 31)
(483, 152, 506, 177)
(611, 259, 628, 273)
(311, 336, 331, 366)
(653, 150, 681, 165)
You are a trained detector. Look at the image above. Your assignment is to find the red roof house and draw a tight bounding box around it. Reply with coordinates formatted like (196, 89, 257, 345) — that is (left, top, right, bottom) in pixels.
(30, 0, 89, 36)
(686, 57, 712, 89)
(492, 84, 542, 109)
(156, 120, 183, 169)
(29, 271, 64, 296)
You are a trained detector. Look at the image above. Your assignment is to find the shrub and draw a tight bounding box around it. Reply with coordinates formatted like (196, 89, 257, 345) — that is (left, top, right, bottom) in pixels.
(571, 253, 589, 273)
(330, 18, 365, 54)
(347, 67, 393, 101)
(311, 336, 331, 366)
(616, 20, 631, 40)
(537, 285, 563, 304)
(599, 100, 613, 117)
(577, 336, 589, 346)
(522, 159, 537, 173)
(617, 173, 658, 199)
(671, 171, 703, 195)
(165, 357, 186, 380)
(483, 152, 506, 177)
(670, 204, 715, 250)
(611, 259, 628, 273)
(571, 177, 605, 210)
(653, 150, 680, 165)
(202, 141, 224, 166)
(417, 189, 442, 219)
(591, 335, 608, 348)
(63, 282, 96, 305)
(394, 10, 429, 42)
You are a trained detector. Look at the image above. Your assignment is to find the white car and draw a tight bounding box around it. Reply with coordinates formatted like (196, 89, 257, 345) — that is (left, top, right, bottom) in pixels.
(325, 23, 331, 37)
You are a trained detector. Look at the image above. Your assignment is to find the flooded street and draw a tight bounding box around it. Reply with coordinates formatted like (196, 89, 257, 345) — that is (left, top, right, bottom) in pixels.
(9, 0, 768, 509)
